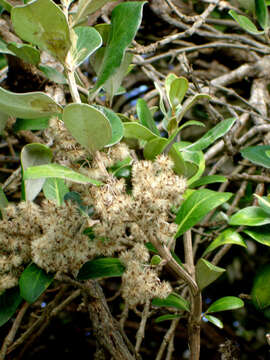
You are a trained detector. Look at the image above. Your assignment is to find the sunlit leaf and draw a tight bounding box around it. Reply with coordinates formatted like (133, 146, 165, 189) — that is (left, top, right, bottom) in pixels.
(0, 87, 62, 119)
(229, 10, 264, 34)
(21, 143, 53, 201)
(152, 293, 190, 312)
(11, 0, 71, 63)
(196, 258, 225, 290)
(203, 228, 247, 256)
(24, 163, 102, 185)
(205, 296, 244, 313)
(63, 103, 112, 152)
(175, 189, 232, 237)
(229, 206, 270, 226)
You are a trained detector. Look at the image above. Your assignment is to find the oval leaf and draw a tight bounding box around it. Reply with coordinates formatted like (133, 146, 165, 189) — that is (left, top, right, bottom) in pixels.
(196, 258, 225, 291)
(11, 0, 71, 62)
(254, 194, 270, 215)
(137, 98, 160, 136)
(229, 10, 264, 34)
(77, 257, 125, 280)
(206, 296, 244, 314)
(186, 118, 236, 152)
(24, 163, 102, 185)
(124, 122, 158, 142)
(21, 143, 53, 201)
(203, 228, 247, 256)
(63, 103, 112, 153)
(0, 87, 62, 119)
(0, 287, 22, 327)
(7, 42, 40, 65)
(71, 26, 102, 69)
(92, 1, 145, 92)
(251, 264, 270, 309)
(175, 189, 232, 237)
(204, 315, 223, 329)
(241, 145, 270, 168)
(94, 105, 124, 146)
(73, 0, 117, 26)
(168, 77, 189, 108)
(244, 226, 270, 246)
(229, 206, 270, 226)
(144, 137, 167, 160)
(19, 263, 54, 304)
(152, 293, 190, 312)
(43, 178, 69, 206)
(189, 175, 227, 188)
(255, 0, 269, 29)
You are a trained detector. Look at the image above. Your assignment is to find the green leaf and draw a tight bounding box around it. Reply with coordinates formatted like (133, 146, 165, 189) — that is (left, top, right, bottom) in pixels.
(24, 163, 102, 185)
(168, 143, 186, 175)
(168, 77, 189, 109)
(144, 137, 167, 160)
(0, 287, 22, 327)
(94, 105, 124, 146)
(176, 94, 211, 123)
(196, 258, 225, 291)
(244, 226, 270, 246)
(102, 52, 133, 104)
(182, 149, 205, 183)
(251, 264, 270, 309)
(73, 0, 117, 26)
(165, 73, 178, 101)
(152, 293, 190, 312)
(0, 185, 8, 213)
(21, 143, 53, 201)
(154, 314, 181, 323)
(77, 257, 125, 280)
(255, 0, 268, 29)
(206, 296, 244, 314)
(241, 145, 270, 168)
(11, 0, 71, 63)
(43, 178, 69, 206)
(229, 206, 270, 226)
(71, 26, 102, 69)
(91, 1, 145, 92)
(175, 189, 232, 237)
(7, 42, 40, 65)
(0, 39, 14, 55)
(39, 65, 67, 84)
(0, 0, 12, 12)
(189, 175, 227, 188)
(229, 10, 264, 34)
(124, 122, 158, 142)
(185, 118, 236, 152)
(254, 194, 270, 215)
(164, 121, 205, 154)
(203, 228, 247, 256)
(13, 117, 49, 132)
(137, 98, 160, 136)
(204, 315, 223, 329)
(63, 103, 112, 153)
(0, 87, 62, 119)
(19, 263, 54, 304)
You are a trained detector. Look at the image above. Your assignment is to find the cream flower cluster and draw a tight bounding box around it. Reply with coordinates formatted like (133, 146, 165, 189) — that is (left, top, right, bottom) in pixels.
(0, 202, 42, 293)
(120, 244, 172, 306)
